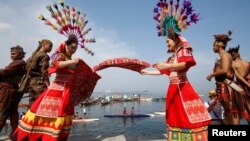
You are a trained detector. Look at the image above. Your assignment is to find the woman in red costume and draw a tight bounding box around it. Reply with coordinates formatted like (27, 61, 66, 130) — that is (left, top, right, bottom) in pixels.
(11, 35, 99, 141)
(11, 1, 99, 140)
(141, 0, 211, 140)
(141, 29, 211, 141)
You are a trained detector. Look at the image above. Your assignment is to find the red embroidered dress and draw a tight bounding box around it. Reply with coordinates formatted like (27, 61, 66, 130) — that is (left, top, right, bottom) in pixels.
(160, 36, 211, 141)
(12, 43, 100, 141)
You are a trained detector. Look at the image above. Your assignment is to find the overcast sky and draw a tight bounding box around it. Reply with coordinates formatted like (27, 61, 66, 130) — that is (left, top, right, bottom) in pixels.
(0, 0, 250, 96)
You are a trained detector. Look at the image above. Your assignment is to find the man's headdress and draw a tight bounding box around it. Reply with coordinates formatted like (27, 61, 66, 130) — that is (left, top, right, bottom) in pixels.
(153, 0, 199, 37)
(228, 45, 240, 54)
(213, 31, 232, 45)
(38, 0, 95, 56)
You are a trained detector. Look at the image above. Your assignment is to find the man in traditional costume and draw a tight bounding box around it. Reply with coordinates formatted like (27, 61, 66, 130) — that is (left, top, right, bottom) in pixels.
(227, 45, 250, 124)
(26, 39, 53, 105)
(11, 1, 100, 140)
(141, 0, 211, 140)
(207, 31, 243, 125)
(0, 45, 26, 134)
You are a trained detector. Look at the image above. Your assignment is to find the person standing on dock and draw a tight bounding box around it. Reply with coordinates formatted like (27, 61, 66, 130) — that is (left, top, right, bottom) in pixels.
(0, 45, 26, 135)
(227, 45, 250, 124)
(206, 31, 247, 125)
(141, 0, 211, 140)
(26, 39, 53, 106)
(131, 106, 135, 115)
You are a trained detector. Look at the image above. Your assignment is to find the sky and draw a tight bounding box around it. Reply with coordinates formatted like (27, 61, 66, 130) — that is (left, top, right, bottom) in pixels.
(0, 0, 250, 96)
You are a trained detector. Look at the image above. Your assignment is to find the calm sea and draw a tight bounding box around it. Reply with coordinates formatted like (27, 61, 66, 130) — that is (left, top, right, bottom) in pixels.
(1, 94, 247, 140)
(70, 100, 166, 139)
(0, 95, 167, 140)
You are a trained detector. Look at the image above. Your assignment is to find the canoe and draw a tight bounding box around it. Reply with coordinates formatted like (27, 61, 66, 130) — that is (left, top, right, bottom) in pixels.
(104, 114, 154, 118)
(73, 118, 99, 123)
(154, 112, 165, 115)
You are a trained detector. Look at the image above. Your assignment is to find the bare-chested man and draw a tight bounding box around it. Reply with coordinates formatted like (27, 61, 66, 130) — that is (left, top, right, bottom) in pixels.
(228, 45, 250, 124)
(207, 31, 241, 125)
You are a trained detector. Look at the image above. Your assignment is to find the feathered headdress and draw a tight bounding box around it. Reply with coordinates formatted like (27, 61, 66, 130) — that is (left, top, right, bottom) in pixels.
(228, 45, 240, 54)
(153, 0, 199, 36)
(38, 0, 95, 56)
(214, 31, 232, 44)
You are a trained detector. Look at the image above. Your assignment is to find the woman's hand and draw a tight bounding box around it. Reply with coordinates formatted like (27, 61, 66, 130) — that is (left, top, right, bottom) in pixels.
(140, 69, 161, 75)
(156, 63, 171, 70)
(71, 58, 81, 64)
(140, 69, 149, 75)
(57, 58, 81, 69)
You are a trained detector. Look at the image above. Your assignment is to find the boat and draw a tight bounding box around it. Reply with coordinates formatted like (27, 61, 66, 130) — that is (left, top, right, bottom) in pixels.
(140, 97, 153, 101)
(73, 118, 99, 123)
(104, 114, 154, 118)
(101, 99, 110, 105)
(154, 112, 165, 115)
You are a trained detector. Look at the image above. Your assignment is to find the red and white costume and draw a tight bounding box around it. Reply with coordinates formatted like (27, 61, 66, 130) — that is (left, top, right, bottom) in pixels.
(160, 36, 211, 141)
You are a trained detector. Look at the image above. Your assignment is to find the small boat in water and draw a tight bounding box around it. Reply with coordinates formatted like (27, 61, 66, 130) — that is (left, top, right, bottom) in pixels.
(73, 118, 99, 123)
(104, 114, 154, 118)
(101, 99, 110, 105)
(154, 112, 165, 115)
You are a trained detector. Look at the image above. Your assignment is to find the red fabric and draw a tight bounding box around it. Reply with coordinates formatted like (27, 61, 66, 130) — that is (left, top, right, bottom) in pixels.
(159, 58, 171, 75)
(177, 48, 196, 72)
(48, 42, 66, 74)
(159, 40, 211, 128)
(160, 69, 170, 75)
(49, 44, 67, 75)
(178, 35, 192, 50)
(55, 42, 66, 53)
(159, 48, 196, 75)
(48, 61, 60, 74)
(176, 35, 196, 71)
(158, 47, 195, 75)
(92, 57, 150, 72)
(11, 59, 100, 140)
(12, 119, 71, 141)
(166, 82, 211, 128)
(70, 60, 101, 106)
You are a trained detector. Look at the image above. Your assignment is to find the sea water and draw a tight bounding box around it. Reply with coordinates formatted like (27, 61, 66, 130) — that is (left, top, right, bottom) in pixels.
(70, 100, 166, 139)
(0, 97, 167, 140)
(1, 94, 247, 140)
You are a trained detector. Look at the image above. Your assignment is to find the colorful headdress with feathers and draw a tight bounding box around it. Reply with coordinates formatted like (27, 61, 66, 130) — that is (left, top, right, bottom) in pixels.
(38, 0, 95, 56)
(153, 0, 199, 36)
(228, 45, 240, 54)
